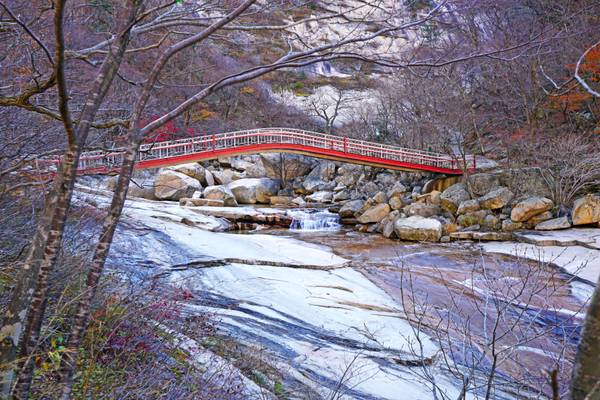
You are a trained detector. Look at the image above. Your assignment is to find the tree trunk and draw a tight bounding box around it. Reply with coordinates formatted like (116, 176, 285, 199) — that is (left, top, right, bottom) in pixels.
(571, 282, 600, 400)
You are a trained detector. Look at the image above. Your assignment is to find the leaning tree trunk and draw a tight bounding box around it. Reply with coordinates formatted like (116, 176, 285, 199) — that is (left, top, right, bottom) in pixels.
(571, 281, 600, 400)
(58, 146, 138, 399)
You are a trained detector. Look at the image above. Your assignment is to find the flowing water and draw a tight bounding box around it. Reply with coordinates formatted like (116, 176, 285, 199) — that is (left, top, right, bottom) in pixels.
(288, 209, 342, 231)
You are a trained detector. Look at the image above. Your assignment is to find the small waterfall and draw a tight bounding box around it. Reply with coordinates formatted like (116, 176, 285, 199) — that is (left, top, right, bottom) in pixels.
(288, 209, 341, 231)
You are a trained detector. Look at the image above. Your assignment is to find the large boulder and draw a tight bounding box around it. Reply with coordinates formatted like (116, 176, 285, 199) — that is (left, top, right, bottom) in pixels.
(339, 199, 364, 218)
(404, 203, 442, 218)
(306, 160, 337, 182)
(357, 203, 391, 224)
(211, 169, 243, 185)
(386, 182, 407, 199)
(510, 197, 553, 222)
(572, 194, 600, 226)
(468, 173, 501, 196)
(203, 185, 238, 206)
(394, 216, 442, 242)
(154, 170, 202, 201)
(535, 216, 571, 231)
(457, 210, 489, 227)
(259, 154, 314, 180)
(440, 183, 470, 214)
(376, 173, 396, 187)
(457, 199, 480, 215)
(164, 163, 206, 182)
(306, 191, 334, 203)
(227, 178, 280, 204)
(180, 198, 225, 207)
(478, 187, 514, 210)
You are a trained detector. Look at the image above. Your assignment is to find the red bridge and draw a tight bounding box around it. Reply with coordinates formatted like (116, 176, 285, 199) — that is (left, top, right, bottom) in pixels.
(37, 128, 475, 175)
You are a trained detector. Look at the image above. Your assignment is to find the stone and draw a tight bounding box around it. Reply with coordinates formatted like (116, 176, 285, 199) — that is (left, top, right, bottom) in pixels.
(217, 156, 232, 167)
(180, 198, 225, 207)
(357, 203, 391, 224)
(165, 163, 206, 182)
(510, 197, 553, 222)
(442, 222, 460, 236)
(333, 190, 351, 202)
(478, 187, 514, 210)
(394, 216, 442, 242)
(386, 182, 407, 199)
(260, 154, 313, 180)
(529, 211, 553, 225)
(457, 210, 488, 227)
(203, 185, 238, 206)
(572, 194, 600, 226)
(373, 191, 388, 204)
(306, 160, 337, 182)
(450, 231, 513, 241)
(404, 203, 442, 218)
(291, 196, 306, 207)
(123, 178, 155, 200)
(457, 199, 480, 215)
(440, 236, 451, 243)
(245, 162, 268, 178)
(502, 219, 523, 232)
(339, 199, 364, 218)
(389, 196, 404, 211)
(204, 169, 215, 186)
(361, 181, 380, 196)
(269, 196, 293, 206)
(535, 216, 571, 231)
(154, 170, 202, 201)
(468, 173, 501, 196)
(211, 169, 237, 185)
(429, 190, 442, 206)
(228, 178, 280, 204)
(482, 214, 500, 230)
(376, 173, 396, 186)
(306, 191, 334, 203)
(230, 158, 254, 172)
(440, 183, 470, 214)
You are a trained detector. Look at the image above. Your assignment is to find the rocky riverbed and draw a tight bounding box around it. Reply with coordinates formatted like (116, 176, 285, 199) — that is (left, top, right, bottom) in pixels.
(73, 179, 598, 399)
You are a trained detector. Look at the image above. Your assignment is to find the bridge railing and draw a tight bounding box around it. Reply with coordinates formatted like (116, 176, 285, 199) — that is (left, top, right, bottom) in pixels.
(35, 128, 475, 174)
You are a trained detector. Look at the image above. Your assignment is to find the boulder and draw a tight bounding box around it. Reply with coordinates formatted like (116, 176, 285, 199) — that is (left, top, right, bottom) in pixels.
(180, 198, 225, 207)
(269, 196, 293, 206)
(468, 173, 501, 196)
(380, 210, 400, 239)
(389, 196, 404, 211)
(260, 154, 314, 180)
(165, 163, 206, 182)
(482, 214, 500, 230)
(376, 173, 396, 186)
(572, 194, 600, 226)
(361, 181, 380, 196)
(510, 197, 553, 222)
(204, 169, 215, 186)
(535, 216, 571, 231)
(394, 216, 442, 242)
(457, 199, 480, 215)
(203, 185, 238, 206)
(529, 211, 553, 225)
(386, 182, 407, 199)
(123, 178, 155, 200)
(404, 203, 442, 218)
(217, 156, 232, 167)
(440, 183, 470, 214)
(357, 203, 391, 224)
(291, 196, 306, 207)
(228, 178, 280, 204)
(429, 190, 442, 206)
(154, 170, 202, 201)
(245, 162, 268, 178)
(339, 199, 364, 218)
(333, 190, 351, 202)
(502, 219, 523, 232)
(457, 210, 488, 227)
(230, 158, 254, 172)
(211, 169, 241, 185)
(373, 191, 388, 204)
(306, 191, 334, 203)
(478, 187, 514, 210)
(306, 160, 337, 182)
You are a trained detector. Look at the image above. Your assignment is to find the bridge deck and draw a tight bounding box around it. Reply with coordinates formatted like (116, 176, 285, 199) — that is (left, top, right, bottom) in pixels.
(36, 128, 475, 176)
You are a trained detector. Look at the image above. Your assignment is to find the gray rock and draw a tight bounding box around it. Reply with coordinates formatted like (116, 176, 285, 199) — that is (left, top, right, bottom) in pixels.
(306, 191, 334, 203)
(386, 182, 407, 199)
(535, 216, 571, 231)
(457, 199, 480, 215)
(478, 187, 514, 210)
(404, 203, 442, 218)
(357, 203, 391, 223)
(228, 178, 280, 204)
(394, 216, 442, 242)
(440, 183, 470, 214)
(339, 200, 365, 218)
(502, 219, 523, 232)
(203, 185, 238, 206)
(468, 173, 501, 196)
(154, 170, 202, 201)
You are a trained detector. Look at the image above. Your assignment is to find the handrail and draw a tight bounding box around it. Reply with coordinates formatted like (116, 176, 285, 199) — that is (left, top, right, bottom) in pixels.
(34, 127, 476, 175)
